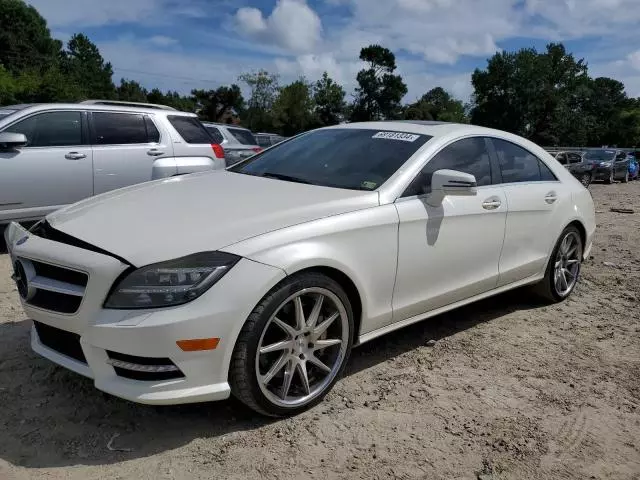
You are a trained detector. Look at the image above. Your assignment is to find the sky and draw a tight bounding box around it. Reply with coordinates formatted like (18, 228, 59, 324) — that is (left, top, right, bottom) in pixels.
(25, 0, 640, 102)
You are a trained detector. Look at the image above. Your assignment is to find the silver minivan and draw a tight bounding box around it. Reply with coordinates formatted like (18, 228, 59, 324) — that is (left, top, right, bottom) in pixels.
(0, 102, 225, 225)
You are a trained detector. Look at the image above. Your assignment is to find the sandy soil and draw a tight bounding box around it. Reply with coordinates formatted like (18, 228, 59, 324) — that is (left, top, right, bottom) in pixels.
(0, 182, 639, 480)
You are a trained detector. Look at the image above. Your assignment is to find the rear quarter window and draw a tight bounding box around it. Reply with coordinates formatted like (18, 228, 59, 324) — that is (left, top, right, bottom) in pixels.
(227, 127, 258, 145)
(167, 116, 212, 144)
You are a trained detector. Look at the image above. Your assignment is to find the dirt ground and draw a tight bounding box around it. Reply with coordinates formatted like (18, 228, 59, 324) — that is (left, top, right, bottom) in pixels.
(0, 182, 639, 480)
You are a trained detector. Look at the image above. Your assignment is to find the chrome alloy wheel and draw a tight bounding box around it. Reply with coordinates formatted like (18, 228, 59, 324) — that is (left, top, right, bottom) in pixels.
(554, 231, 582, 297)
(255, 287, 349, 408)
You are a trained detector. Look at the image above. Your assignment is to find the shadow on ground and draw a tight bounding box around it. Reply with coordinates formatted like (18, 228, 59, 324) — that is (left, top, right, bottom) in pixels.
(0, 289, 542, 469)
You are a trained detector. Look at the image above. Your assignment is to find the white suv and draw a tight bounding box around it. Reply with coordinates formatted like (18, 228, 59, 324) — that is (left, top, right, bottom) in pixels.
(0, 101, 225, 225)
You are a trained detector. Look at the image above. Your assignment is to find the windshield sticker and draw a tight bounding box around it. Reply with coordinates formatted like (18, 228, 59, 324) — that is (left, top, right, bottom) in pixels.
(372, 131, 420, 142)
(361, 180, 378, 190)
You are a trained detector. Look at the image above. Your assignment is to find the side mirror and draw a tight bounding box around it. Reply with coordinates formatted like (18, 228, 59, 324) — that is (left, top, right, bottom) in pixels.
(428, 169, 477, 206)
(0, 132, 28, 150)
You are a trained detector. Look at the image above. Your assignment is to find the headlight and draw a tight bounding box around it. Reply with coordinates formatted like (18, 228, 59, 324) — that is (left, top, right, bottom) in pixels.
(104, 252, 240, 309)
(600, 162, 612, 167)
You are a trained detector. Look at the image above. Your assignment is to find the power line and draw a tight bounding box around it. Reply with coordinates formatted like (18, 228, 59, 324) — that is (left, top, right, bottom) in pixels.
(112, 67, 222, 85)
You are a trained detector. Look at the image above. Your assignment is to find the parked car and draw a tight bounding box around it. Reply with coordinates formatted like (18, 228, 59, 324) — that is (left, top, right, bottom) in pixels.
(255, 132, 287, 148)
(585, 149, 630, 183)
(5, 121, 595, 416)
(552, 150, 596, 187)
(203, 123, 262, 166)
(627, 153, 639, 180)
(0, 102, 225, 226)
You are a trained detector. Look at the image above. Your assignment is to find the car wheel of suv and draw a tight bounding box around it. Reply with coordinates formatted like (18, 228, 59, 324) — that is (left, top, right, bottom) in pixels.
(606, 170, 614, 184)
(230, 272, 354, 417)
(623, 171, 629, 183)
(534, 225, 583, 303)
(579, 172, 592, 187)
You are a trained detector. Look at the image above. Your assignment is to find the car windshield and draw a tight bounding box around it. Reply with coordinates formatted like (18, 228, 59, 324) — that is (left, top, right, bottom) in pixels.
(230, 128, 432, 190)
(584, 150, 616, 162)
(228, 127, 258, 145)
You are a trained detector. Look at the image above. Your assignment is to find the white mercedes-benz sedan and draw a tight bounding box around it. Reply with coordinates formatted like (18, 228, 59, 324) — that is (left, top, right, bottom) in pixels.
(5, 121, 595, 416)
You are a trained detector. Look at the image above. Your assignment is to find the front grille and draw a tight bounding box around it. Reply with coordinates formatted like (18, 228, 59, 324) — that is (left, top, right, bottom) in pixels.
(15, 258, 88, 314)
(33, 321, 87, 363)
(106, 350, 184, 381)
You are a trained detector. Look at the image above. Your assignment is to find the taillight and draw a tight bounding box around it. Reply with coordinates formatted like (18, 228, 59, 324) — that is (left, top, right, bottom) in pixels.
(252, 147, 263, 153)
(211, 144, 225, 159)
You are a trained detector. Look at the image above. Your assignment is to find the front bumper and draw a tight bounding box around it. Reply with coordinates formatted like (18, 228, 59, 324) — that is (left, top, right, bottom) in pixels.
(5, 222, 286, 405)
(592, 167, 613, 180)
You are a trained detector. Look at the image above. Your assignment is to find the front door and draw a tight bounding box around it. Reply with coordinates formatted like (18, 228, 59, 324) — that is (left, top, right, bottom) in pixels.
(91, 111, 170, 195)
(0, 110, 93, 222)
(392, 137, 507, 323)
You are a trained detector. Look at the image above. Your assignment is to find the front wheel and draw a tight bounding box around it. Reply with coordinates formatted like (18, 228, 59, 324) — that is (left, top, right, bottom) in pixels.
(606, 170, 614, 184)
(533, 226, 583, 303)
(579, 172, 592, 187)
(230, 272, 354, 416)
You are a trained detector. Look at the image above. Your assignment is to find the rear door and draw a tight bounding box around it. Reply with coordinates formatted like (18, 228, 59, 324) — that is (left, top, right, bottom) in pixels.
(0, 110, 93, 221)
(489, 137, 566, 286)
(91, 111, 171, 195)
(614, 151, 628, 179)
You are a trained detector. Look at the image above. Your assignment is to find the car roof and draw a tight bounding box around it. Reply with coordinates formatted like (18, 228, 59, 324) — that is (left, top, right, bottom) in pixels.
(329, 120, 520, 138)
(3, 103, 197, 117)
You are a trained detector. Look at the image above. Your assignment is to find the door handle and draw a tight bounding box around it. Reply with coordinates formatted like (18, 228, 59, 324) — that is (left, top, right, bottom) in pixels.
(545, 193, 558, 204)
(147, 149, 164, 157)
(65, 152, 86, 160)
(482, 198, 501, 210)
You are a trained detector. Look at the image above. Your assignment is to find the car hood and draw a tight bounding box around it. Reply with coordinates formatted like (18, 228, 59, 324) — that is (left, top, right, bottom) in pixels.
(46, 171, 379, 266)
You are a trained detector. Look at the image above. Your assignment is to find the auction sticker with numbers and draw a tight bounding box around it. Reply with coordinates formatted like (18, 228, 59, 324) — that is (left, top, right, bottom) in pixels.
(372, 131, 420, 142)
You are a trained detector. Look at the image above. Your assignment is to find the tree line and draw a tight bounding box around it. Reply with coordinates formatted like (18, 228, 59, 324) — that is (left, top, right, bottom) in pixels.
(1, 0, 639, 146)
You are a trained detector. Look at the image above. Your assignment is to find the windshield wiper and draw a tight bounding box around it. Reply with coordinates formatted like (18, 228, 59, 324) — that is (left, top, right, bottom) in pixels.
(261, 172, 314, 185)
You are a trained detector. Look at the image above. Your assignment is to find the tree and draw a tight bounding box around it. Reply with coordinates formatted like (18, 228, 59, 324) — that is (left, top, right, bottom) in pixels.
(62, 33, 115, 99)
(272, 79, 316, 136)
(0, 0, 62, 75)
(146, 88, 195, 111)
(239, 70, 279, 131)
(0, 65, 16, 104)
(404, 87, 467, 122)
(191, 84, 244, 122)
(117, 79, 148, 103)
(351, 45, 407, 121)
(471, 43, 590, 145)
(313, 72, 346, 126)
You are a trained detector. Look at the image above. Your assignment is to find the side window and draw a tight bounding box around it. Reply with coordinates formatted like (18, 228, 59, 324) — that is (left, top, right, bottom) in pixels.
(568, 153, 582, 164)
(167, 116, 212, 144)
(492, 138, 556, 183)
(93, 112, 148, 145)
(616, 152, 627, 161)
(205, 126, 224, 144)
(5, 111, 82, 147)
(144, 116, 160, 143)
(403, 137, 493, 197)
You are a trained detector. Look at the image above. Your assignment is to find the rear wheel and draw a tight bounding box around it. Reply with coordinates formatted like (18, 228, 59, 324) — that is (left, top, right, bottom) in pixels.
(230, 272, 354, 417)
(533, 226, 583, 303)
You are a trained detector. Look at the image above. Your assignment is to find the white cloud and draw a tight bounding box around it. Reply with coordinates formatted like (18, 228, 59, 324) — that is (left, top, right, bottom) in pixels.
(148, 35, 178, 47)
(236, 0, 323, 53)
(628, 50, 640, 71)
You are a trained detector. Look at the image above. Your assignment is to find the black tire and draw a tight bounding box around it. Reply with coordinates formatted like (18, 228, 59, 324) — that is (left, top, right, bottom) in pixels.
(579, 172, 592, 187)
(533, 225, 583, 303)
(229, 272, 354, 417)
(623, 171, 629, 183)
(605, 170, 614, 184)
